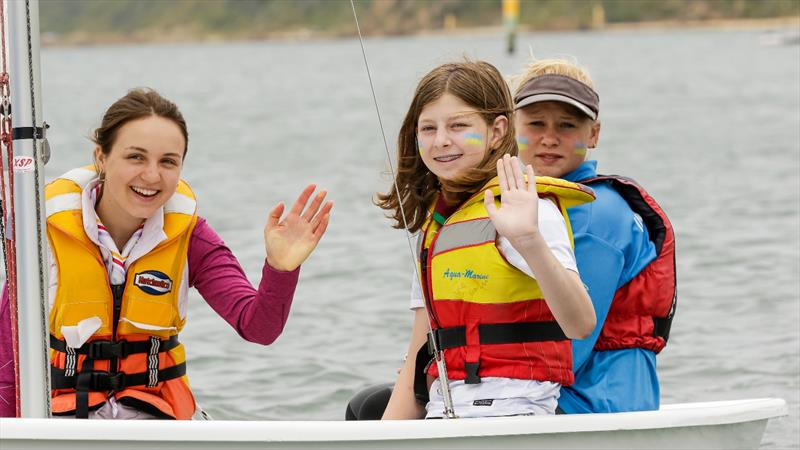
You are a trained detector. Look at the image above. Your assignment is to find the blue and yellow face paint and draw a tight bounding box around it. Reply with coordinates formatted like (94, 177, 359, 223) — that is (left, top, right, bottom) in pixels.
(463, 132, 484, 147)
(516, 136, 529, 152)
(417, 138, 424, 156)
(573, 142, 588, 157)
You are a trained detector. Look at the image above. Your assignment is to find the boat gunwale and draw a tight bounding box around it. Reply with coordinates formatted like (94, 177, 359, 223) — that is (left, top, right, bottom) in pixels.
(0, 398, 787, 443)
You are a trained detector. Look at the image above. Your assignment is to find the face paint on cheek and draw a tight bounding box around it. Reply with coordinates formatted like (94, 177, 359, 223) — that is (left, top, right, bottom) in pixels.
(463, 132, 484, 147)
(417, 138, 424, 156)
(573, 143, 588, 156)
(516, 136, 529, 152)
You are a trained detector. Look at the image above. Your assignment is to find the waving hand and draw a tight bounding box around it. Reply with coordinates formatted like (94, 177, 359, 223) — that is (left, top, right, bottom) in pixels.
(264, 184, 333, 271)
(484, 154, 540, 245)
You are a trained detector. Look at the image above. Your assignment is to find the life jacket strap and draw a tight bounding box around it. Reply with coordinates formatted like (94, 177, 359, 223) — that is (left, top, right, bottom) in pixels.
(415, 321, 569, 392)
(429, 321, 568, 351)
(49, 334, 180, 360)
(51, 361, 186, 392)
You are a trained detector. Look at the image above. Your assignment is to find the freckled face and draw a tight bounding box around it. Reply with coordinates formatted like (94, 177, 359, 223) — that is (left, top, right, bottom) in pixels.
(416, 93, 494, 182)
(95, 116, 185, 228)
(515, 101, 599, 178)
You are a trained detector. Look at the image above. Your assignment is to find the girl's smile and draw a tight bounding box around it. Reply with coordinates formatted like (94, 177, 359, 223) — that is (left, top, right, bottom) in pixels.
(95, 115, 186, 237)
(417, 93, 498, 181)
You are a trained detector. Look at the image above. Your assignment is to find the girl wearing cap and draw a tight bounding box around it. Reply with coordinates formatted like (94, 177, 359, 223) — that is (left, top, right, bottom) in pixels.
(374, 60, 595, 420)
(0, 88, 332, 419)
(513, 59, 676, 414)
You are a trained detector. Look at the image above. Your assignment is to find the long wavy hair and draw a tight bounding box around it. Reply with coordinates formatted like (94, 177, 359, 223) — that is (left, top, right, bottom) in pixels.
(375, 60, 517, 233)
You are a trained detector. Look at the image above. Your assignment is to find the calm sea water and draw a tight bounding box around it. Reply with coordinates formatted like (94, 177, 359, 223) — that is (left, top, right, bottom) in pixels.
(23, 27, 800, 447)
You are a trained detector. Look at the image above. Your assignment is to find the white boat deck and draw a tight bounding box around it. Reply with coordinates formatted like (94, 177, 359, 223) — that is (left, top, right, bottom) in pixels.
(0, 398, 787, 450)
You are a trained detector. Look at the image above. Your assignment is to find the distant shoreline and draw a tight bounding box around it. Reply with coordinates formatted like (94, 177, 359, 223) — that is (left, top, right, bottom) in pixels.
(42, 15, 799, 48)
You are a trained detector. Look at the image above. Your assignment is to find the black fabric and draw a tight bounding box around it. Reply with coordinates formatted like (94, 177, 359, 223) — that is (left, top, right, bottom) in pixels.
(430, 327, 466, 350)
(413, 342, 432, 404)
(51, 361, 186, 391)
(653, 316, 673, 342)
(49, 334, 180, 359)
(74, 357, 95, 419)
(11, 126, 45, 140)
(345, 383, 393, 420)
(430, 321, 568, 351)
(110, 283, 125, 374)
(478, 321, 568, 344)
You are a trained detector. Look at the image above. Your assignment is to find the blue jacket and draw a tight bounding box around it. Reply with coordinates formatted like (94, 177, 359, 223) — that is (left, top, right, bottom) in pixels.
(558, 160, 660, 413)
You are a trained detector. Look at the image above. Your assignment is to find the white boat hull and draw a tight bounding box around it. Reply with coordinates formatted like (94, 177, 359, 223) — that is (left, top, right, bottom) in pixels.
(0, 398, 787, 449)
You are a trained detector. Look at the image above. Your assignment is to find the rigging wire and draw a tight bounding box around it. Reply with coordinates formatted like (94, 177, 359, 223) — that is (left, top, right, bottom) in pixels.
(348, 0, 457, 419)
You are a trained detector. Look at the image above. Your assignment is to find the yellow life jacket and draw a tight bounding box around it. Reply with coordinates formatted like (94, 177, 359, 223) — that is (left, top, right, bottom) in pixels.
(417, 176, 594, 385)
(46, 166, 198, 419)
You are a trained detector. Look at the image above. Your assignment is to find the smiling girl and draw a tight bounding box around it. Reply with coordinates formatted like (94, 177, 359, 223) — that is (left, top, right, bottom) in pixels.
(1, 88, 332, 419)
(375, 61, 596, 419)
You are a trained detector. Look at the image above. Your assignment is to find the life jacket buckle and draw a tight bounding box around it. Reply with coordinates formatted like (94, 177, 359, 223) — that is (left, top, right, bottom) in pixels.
(86, 340, 132, 359)
(464, 362, 481, 384)
(87, 341, 112, 360)
(76, 370, 127, 391)
(426, 331, 438, 356)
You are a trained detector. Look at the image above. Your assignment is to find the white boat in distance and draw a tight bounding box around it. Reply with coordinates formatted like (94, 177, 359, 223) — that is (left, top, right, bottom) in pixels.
(0, 398, 787, 450)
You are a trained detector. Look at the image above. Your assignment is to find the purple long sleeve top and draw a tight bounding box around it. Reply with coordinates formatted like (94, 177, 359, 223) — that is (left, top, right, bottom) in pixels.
(0, 216, 299, 417)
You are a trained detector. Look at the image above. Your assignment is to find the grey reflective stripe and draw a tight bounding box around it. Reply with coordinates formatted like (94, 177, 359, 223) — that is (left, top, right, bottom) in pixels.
(64, 347, 77, 377)
(147, 336, 160, 388)
(432, 219, 495, 256)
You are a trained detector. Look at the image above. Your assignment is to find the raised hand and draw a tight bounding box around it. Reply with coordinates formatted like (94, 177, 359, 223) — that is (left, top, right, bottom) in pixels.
(484, 154, 540, 245)
(264, 184, 333, 271)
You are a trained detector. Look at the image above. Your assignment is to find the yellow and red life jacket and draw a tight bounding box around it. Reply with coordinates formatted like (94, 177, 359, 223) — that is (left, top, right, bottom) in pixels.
(45, 166, 198, 419)
(578, 175, 677, 354)
(418, 176, 595, 386)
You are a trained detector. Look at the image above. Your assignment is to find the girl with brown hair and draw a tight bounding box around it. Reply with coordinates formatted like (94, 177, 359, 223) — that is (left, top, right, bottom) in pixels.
(374, 60, 595, 420)
(1, 88, 332, 419)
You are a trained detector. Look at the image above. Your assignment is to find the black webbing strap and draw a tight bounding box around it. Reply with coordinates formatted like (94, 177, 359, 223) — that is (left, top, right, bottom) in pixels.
(11, 126, 45, 140)
(417, 321, 569, 387)
(49, 334, 180, 359)
(75, 357, 94, 418)
(429, 321, 568, 350)
(478, 321, 568, 344)
(51, 361, 187, 391)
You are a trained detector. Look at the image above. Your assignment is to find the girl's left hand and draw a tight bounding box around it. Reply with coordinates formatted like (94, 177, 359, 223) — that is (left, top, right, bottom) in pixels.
(484, 154, 540, 245)
(264, 184, 333, 271)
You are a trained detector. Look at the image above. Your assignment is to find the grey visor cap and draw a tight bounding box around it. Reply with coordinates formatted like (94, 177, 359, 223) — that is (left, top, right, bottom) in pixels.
(514, 74, 599, 120)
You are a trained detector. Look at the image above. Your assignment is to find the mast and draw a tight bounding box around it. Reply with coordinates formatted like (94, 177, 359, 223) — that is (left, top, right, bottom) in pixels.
(8, 0, 50, 417)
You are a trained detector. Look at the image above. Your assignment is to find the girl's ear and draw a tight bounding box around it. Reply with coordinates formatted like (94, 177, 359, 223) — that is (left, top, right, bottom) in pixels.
(489, 115, 508, 149)
(94, 146, 105, 171)
(589, 120, 601, 149)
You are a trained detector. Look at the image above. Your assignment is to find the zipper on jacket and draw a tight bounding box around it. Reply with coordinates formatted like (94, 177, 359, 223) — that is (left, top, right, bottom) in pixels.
(110, 283, 125, 374)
